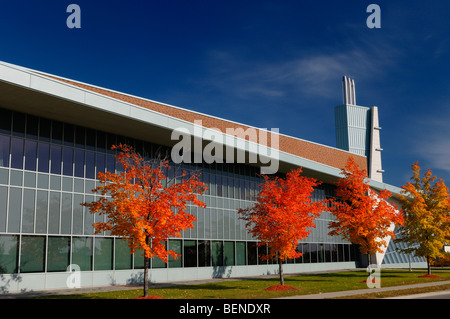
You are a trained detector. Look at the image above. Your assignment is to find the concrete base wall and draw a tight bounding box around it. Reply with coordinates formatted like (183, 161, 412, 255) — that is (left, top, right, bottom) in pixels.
(0, 262, 357, 293)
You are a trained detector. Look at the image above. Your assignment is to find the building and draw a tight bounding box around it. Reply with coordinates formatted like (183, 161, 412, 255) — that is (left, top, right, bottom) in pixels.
(0, 61, 425, 293)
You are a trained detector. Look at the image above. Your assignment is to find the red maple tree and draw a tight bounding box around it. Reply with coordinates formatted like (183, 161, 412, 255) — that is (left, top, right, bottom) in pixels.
(238, 168, 329, 285)
(329, 157, 404, 265)
(83, 144, 207, 297)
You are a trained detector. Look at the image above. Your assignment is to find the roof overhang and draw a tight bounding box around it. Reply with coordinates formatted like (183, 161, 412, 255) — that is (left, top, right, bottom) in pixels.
(0, 61, 401, 195)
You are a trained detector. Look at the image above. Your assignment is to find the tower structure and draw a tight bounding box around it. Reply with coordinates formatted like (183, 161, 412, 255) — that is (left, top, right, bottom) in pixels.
(335, 76, 383, 182)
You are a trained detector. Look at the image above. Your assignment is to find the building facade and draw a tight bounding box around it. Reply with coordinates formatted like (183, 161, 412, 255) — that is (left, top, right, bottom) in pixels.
(0, 62, 424, 293)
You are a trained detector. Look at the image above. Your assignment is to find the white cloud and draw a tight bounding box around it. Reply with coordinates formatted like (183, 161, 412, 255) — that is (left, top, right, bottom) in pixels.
(202, 42, 398, 103)
(409, 105, 450, 175)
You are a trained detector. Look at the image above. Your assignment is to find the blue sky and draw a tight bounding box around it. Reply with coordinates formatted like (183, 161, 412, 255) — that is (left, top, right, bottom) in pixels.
(1, 0, 449, 187)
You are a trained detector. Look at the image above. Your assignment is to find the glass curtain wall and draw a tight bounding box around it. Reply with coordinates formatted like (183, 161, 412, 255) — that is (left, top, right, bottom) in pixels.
(0, 107, 358, 275)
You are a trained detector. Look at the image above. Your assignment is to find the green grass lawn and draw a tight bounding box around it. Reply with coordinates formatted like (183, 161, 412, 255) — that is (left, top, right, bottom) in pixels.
(35, 268, 450, 299)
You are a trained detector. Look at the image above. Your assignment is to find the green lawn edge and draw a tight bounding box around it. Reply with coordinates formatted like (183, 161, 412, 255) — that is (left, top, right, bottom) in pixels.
(32, 269, 450, 299)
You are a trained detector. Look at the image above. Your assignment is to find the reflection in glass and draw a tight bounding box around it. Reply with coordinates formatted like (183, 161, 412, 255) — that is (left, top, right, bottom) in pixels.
(10, 137, 23, 169)
(20, 236, 45, 273)
(22, 189, 35, 233)
(0, 135, 9, 167)
(38, 143, 50, 172)
(63, 147, 73, 176)
(94, 237, 113, 270)
(74, 149, 84, 178)
(0, 235, 18, 274)
(25, 140, 37, 171)
(47, 236, 70, 272)
(50, 145, 61, 174)
(115, 238, 132, 270)
(72, 237, 92, 271)
(8, 187, 22, 233)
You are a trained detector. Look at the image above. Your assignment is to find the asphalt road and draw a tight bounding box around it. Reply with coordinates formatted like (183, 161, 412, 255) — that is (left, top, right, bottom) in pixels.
(386, 290, 450, 299)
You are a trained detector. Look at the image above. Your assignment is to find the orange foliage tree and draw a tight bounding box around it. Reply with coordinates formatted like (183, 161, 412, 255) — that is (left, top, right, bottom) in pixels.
(397, 162, 450, 275)
(329, 157, 404, 266)
(238, 168, 329, 285)
(82, 144, 207, 297)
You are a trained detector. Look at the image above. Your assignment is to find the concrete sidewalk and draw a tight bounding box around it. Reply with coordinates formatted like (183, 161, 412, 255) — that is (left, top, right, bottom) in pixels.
(278, 280, 450, 299)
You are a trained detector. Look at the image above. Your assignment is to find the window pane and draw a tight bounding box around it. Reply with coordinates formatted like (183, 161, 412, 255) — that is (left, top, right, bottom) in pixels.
(39, 118, 51, 142)
(302, 243, 311, 263)
(152, 242, 167, 268)
(24, 140, 37, 171)
(86, 129, 96, 150)
(183, 240, 197, 267)
(51, 145, 61, 174)
(94, 238, 113, 270)
(0, 168, 8, 185)
(20, 236, 45, 273)
(10, 170, 22, 186)
(106, 154, 115, 173)
(236, 241, 246, 265)
(61, 193, 72, 234)
(350, 244, 358, 261)
(0, 135, 10, 168)
(72, 194, 83, 234)
(198, 240, 210, 267)
(331, 243, 338, 262)
(74, 149, 84, 178)
(12, 112, 25, 137)
(38, 143, 50, 172)
(27, 114, 39, 140)
(63, 123, 74, 146)
(11, 137, 23, 169)
(115, 238, 132, 270)
(22, 189, 35, 233)
(133, 248, 145, 269)
(35, 190, 48, 234)
(224, 241, 234, 266)
(48, 192, 60, 234)
(310, 243, 318, 263)
(0, 108, 11, 135)
(85, 151, 95, 179)
(84, 195, 94, 235)
(47, 236, 70, 272)
(247, 242, 257, 265)
(24, 172, 36, 189)
(62, 177, 73, 192)
(75, 126, 85, 148)
(96, 153, 105, 176)
(344, 244, 350, 261)
(8, 187, 21, 233)
(0, 186, 7, 232)
(63, 148, 73, 176)
(97, 131, 106, 152)
(0, 235, 18, 274)
(51, 121, 63, 144)
(72, 237, 93, 271)
(168, 240, 182, 268)
(211, 241, 223, 267)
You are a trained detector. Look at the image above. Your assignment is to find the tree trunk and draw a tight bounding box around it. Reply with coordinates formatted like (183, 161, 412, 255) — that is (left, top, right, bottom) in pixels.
(143, 255, 149, 297)
(427, 256, 431, 275)
(278, 257, 284, 286)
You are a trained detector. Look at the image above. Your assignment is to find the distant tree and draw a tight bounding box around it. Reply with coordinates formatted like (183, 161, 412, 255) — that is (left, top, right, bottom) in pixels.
(329, 157, 404, 266)
(238, 168, 329, 285)
(397, 162, 450, 275)
(83, 144, 207, 297)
